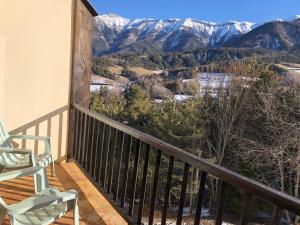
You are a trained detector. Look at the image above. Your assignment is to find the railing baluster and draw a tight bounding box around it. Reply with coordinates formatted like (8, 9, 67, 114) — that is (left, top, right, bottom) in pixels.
(76, 111, 83, 161)
(87, 117, 96, 175)
(239, 192, 253, 225)
(149, 150, 161, 225)
(114, 132, 125, 201)
(73, 109, 79, 159)
(97, 123, 106, 183)
(177, 163, 190, 225)
(215, 181, 228, 225)
(91, 120, 100, 177)
(107, 128, 118, 194)
(83, 115, 91, 169)
(128, 140, 141, 216)
(194, 171, 207, 225)
(79, 113, 87, 165)
(161, 156, 175, 225)
(137, 144, 150, 225)
(101, 126, 111, 187)
(120, 135, 133, 208)
(270, 206, 281, 225)
(95, 123, 105, 182)
(82, 114, 89, 166)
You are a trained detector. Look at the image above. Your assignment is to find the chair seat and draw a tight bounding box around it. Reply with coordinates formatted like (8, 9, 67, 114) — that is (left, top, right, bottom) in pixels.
(13, 203, 67, 225)
(12, 188, 68, 225)
(2, 153, 53, 171)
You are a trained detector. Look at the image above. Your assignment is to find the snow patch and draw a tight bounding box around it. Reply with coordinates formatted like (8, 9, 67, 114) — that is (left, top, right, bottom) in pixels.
(96, 13, 130, 29)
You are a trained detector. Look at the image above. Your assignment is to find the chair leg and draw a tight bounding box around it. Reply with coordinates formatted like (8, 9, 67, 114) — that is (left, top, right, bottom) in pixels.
(51, 160, 56, 177)
(74, 198, 79, 225)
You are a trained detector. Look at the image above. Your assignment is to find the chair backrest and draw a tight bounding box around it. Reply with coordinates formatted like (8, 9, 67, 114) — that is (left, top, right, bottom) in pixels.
(0, 120, 17, 167)
(0, 120, 11, 148)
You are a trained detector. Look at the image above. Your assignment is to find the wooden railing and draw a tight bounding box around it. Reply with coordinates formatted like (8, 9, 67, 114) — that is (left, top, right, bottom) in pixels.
(70, 103, 300, 225)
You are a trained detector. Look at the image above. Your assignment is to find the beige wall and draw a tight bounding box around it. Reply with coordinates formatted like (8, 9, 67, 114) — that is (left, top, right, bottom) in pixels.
(0, 0, 74, 160)
(0, 34, 5, 117)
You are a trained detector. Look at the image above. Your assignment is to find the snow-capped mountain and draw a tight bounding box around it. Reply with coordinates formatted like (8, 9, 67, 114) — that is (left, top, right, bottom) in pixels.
(93, 14, 300, 55)
(93, 14, 255, 55)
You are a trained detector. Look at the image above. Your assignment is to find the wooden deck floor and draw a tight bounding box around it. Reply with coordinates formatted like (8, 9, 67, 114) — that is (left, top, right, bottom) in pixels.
(0, 162, 127, 225)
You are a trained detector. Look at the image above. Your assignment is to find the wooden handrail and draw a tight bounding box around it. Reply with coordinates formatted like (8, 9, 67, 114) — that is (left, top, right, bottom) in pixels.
(73, 103, 300, 215)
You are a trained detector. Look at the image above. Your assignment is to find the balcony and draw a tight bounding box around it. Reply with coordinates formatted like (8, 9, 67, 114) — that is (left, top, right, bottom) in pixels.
(2, 104, 300, 225)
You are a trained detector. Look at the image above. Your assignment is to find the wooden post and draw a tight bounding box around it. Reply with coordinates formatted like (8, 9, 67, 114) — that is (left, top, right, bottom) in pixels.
(67, 0, 96, 162)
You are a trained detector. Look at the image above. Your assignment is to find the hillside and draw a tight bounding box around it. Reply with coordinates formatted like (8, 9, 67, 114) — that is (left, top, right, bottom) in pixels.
(226, 18, 300, 50)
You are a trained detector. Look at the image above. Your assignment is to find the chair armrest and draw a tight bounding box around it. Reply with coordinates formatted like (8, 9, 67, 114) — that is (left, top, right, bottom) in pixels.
(0, 166, 43, 182)
(10, 135, 51, 154)
(6, 189, 78, 215)
(0, 147, 36, 167)
(0, 147, 32, 155)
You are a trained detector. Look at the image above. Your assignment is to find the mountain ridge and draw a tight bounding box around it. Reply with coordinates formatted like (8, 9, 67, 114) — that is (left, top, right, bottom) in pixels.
(93, 14, 300, 55)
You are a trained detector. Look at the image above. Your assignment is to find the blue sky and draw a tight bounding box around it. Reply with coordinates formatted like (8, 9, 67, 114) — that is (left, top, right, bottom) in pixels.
(89, 0, 300, 23)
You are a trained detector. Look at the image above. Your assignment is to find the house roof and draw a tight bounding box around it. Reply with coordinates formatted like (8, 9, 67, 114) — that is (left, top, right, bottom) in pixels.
(81, 0, 98, 17)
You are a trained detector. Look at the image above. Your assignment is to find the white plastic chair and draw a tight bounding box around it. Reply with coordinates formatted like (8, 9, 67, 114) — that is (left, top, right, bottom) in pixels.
(0, 167, 79, 225)
(0, 120, 55, 176)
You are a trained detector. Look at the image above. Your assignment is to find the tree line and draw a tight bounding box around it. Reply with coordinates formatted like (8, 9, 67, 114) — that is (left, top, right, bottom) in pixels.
(93, 48, 300, 73)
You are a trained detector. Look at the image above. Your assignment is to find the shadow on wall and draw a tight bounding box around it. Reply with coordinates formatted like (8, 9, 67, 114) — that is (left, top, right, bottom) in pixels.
(9, 105, 69, 161)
